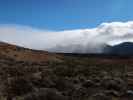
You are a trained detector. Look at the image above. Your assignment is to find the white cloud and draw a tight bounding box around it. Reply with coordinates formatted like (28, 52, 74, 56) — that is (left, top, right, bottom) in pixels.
(0, 21, 133, 53)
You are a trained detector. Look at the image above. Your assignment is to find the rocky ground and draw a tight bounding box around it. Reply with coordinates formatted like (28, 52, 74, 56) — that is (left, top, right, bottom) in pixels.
(0, 42, 133, 100)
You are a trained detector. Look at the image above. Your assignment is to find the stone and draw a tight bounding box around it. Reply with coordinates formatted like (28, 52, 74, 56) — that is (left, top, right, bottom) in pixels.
(24, 88, 68, 100)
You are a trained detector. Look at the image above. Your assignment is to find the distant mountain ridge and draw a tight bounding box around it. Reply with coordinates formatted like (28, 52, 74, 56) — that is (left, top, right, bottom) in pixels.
(1, 41, 133, 56)
(104, 42, 133, 55)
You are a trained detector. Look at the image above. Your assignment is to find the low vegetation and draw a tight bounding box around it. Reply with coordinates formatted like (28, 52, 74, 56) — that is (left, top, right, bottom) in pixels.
(0, 42, 132, 100)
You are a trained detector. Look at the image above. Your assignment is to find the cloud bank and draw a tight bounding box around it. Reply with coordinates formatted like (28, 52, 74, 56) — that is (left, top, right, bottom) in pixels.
(0, 21, 133, 53)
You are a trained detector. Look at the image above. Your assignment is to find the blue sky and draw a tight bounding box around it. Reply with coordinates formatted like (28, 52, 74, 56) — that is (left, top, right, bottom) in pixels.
(0, 0, 133, 30)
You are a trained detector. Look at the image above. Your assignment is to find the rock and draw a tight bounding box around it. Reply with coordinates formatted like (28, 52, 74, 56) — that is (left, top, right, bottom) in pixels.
(78, 76, 86, 82)
(127, 90, 133, 95)
(1, 77, 33, 97)
(92, 93, 111, 100)
(54, 77, 74, 91)
(101, 78, 126, 92)
(104, 90, 123, 97)
(24, 88, 68, 100)
(71, 87, 88, 100)
(41, 76, 55, 88)
(122, 90, 133, 100)
(82, 80, 95, 88)
(73, 78, 79, 84)
(32, 72, 42, 80)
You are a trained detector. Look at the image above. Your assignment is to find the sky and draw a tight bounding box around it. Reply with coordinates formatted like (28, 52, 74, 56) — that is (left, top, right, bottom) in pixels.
(0, 0, 133, 53)
(0, 0, 133, 30)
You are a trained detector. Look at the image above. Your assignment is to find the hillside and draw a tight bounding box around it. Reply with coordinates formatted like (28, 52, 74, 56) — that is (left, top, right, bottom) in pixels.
(0, 42, 62, 63)
(0, 42, 133, 100)
(104, 42, 133, 55)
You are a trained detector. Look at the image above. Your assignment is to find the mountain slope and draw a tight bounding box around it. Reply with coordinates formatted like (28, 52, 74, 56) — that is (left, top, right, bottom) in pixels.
(0, 42, 62, 63)
(104, 42, 133, 55)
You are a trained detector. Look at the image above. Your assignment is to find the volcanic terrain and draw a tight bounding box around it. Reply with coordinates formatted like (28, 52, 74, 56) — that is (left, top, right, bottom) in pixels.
(0, 42, 133, 100)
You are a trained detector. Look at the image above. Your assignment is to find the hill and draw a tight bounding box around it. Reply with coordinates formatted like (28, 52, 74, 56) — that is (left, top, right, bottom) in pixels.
(0, 42, 62, 63)
(104, 42, 133, 55)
